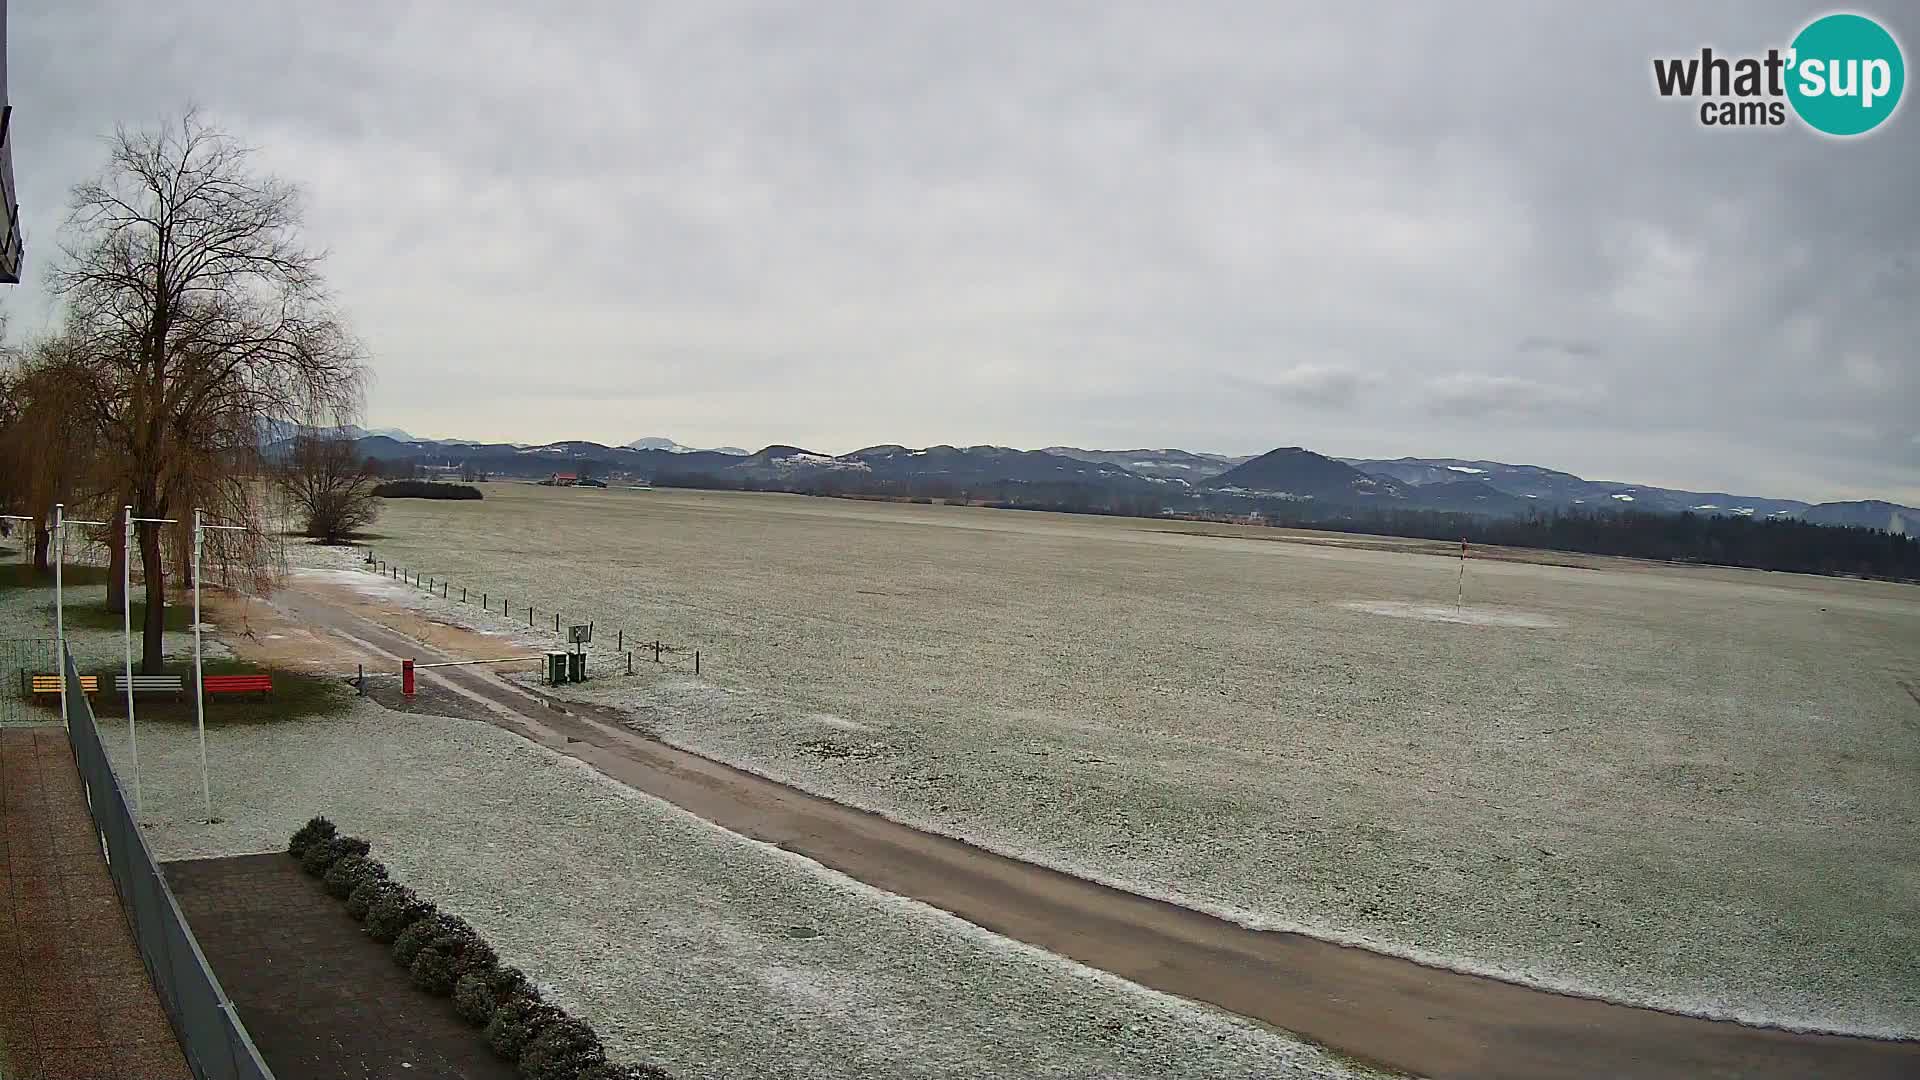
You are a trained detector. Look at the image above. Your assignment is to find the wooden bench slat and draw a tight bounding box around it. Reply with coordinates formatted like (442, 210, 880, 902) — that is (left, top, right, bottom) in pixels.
(113, 675, 186, 693)
(28, 675, 100, 694)
(203, 674, 273, 694)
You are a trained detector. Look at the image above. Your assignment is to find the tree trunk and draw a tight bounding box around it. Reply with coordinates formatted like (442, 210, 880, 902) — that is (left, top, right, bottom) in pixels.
(138, 521, 168, 674)
(33, 525, 50, 572)
(107, 517, 127, 611)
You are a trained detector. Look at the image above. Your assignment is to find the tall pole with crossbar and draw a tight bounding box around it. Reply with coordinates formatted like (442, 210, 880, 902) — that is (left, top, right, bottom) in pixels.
(52, 503, 63, 676)
(122, 507, 177, 817)
(192, 509, 249, 821)
(192, 508, 208, 818)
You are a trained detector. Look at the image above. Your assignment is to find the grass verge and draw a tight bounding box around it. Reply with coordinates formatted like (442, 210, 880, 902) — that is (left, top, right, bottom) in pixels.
(0, 563, 112, 590)
(58, 657, 352, 726)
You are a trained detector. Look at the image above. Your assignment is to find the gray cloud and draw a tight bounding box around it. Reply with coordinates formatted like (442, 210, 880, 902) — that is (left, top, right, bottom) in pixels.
(1234, 365, 1379, 408)
(1425, 374, 1599, 420)
(6, 1, 1917, 504)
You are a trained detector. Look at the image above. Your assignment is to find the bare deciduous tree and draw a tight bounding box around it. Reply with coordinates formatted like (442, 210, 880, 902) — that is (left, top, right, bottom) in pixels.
(275, 432, 381, 544)
(52, 110, 365, 671)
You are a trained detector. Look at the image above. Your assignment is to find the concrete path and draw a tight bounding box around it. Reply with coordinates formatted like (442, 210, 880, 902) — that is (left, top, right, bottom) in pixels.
(273, 585, 1920, 1080)
(0, 725, 191, 1080)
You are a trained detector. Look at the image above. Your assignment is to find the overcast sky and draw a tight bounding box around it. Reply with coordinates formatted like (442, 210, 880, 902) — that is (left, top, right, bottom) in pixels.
(9, 2, 1917, 504)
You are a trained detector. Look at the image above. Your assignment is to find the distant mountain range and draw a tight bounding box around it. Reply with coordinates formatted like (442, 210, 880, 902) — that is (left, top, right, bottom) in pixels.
(625, 436, 751, 455)
(281, 429, 1916, 535)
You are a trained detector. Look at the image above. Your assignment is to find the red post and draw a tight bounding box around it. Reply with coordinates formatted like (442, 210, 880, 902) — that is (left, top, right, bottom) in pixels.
(402, 658, 415, 697)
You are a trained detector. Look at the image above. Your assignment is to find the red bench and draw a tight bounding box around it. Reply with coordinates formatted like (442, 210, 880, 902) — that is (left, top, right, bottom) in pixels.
(202, 674, 273, 698)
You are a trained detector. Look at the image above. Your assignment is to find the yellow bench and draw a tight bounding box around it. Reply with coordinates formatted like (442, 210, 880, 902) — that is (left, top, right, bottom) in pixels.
(28, 674, 99, 699)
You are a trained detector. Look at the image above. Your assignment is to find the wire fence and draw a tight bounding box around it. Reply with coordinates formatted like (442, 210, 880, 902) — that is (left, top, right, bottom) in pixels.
(358, 550, 705, 680)
(62, 648, 276, 1080)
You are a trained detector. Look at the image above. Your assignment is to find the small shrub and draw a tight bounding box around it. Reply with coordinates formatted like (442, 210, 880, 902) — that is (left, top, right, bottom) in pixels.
(454, 971, 497, 1025)
(519, 1012, 607, 1080)
(484, 994, 555, 1063)
(453, 936, 498, 981)
(366, 888, 434, 943)
(345, 878, 396, 921)
(324, 854, 388, 900)
(488, 966, 532, 1002)
(301, 834, 370, 877)
(392, 918, 440, 968)
(396, 913, 475, 969)
(287, 816, 336, 859)
(411, 945, 460, 995)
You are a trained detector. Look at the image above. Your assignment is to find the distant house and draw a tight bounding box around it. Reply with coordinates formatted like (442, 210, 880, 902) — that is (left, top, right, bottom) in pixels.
(539, 472, 579, 487)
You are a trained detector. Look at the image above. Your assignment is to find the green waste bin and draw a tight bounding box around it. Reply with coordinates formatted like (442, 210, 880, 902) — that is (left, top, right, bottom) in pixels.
(546, 651, 568, 685)
(567, 650, 586, 683)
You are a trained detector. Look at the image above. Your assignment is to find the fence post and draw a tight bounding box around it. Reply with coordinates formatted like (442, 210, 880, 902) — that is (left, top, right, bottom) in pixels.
(357, 664, 365, 696)
(653, 640, 661, 664)
(627, 651, 633, 675)
(462, 587, 467, 603)
(695, 650, 701, 676)
(555, 613, 560, 633)
(528, 606, 533, 626)
(616, 629, 622, 651)
(442, 582, 447, 598)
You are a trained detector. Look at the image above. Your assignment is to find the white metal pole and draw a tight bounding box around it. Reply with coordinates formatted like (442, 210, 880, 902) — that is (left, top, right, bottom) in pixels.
(123, 506, 141, 815)
(193, 507, 210, 820)
(53, 503, 65, 680)
(1457, 539, 1467, 611)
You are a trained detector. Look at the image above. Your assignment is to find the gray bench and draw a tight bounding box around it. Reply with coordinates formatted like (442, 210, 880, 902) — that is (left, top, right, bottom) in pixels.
(113, 674, 186, 697)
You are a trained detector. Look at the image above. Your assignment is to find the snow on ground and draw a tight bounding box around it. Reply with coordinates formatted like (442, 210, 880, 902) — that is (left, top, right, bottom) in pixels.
(0, 570, 217, 684)
(1339, 601, 1562, 628)
(100, 701, 1376, 1080)
(336, 486, 1920, 1038)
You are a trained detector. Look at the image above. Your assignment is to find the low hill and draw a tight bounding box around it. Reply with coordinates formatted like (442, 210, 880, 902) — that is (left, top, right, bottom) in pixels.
(1202, 447, 1401, 502)
(1800, 500, 1918, 535)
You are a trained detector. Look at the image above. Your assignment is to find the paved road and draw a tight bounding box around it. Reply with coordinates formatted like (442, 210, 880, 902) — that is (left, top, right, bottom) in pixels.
(274, 585, 1920, 1080)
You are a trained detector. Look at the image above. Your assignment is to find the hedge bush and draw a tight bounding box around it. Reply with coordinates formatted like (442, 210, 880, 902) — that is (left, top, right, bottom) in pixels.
(366, 887, 435, 943)
(484, 994, 558, 1063)
(324, 854, 388, 900)
(453, 971, 497, 1026)
(287, 816, 337, 859)
(411, 946, 460, 995)
(345, 877, 396, 921)
(393, 913, 455, 968)
(288, 815, 670, 1078)
(301, 834, 371, 877)
(519, 1012, 607, 1080)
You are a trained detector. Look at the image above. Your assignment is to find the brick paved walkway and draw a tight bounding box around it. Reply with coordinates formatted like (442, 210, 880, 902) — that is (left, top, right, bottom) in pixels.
(0, 724, 190, 1080)
(167, 853, 516, 1079)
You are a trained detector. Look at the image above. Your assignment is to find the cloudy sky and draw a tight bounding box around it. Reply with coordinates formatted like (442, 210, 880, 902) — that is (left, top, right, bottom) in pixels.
(9, 2, 1917, 503)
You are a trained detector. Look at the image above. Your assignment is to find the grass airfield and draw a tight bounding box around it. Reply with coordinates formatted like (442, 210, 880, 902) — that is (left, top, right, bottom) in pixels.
(337, 485, 1920, 1035)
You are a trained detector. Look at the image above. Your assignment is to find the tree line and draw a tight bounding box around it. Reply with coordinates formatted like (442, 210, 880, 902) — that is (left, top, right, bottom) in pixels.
(0, 112, 371, 671)
(653, 470, 1919, 580)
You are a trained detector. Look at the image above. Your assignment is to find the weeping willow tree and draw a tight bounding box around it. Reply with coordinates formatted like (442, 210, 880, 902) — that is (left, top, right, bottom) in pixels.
(50, 110, 364, 672)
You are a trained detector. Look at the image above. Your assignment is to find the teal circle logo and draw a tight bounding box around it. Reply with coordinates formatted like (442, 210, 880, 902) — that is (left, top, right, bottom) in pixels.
(1787, 13, 1905, 135)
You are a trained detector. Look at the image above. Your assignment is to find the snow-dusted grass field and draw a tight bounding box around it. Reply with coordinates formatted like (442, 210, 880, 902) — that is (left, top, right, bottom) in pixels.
(101, 699, 1372, 1080)
(337, 484, 1920, 1036)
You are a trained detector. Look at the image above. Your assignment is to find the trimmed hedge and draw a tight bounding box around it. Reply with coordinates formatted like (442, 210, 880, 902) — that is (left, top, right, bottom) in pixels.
(485, 994, 556, 1062)
(520, 1013, 607, 1080)
(345, 878, 396, 921)
(324, 854, 388, 900)
(288, 816, 337, 860)
(289, 815, 671, 1079)
(453, 971, 497, 1026)
(367, 887, 435, 944)
(301, 834, 370, 877)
